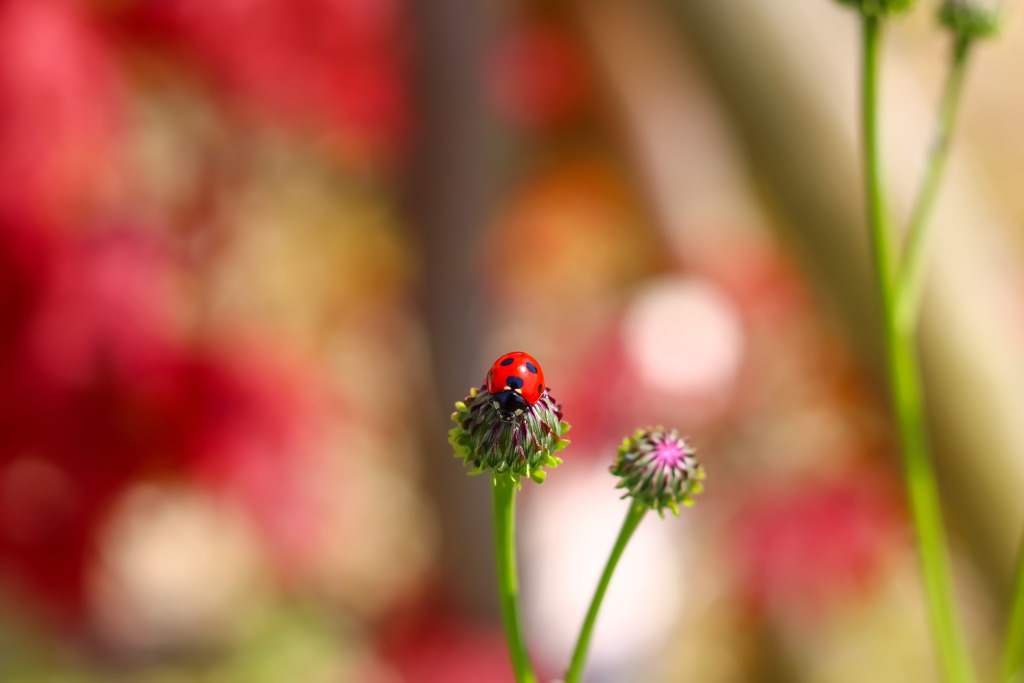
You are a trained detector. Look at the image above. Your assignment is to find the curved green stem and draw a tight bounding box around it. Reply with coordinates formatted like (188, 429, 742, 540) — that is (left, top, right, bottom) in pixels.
(896, 35, 973, 331)
(491, 475, 536, 683)
(565, 500, 647, 683)
(860, 16, 975, 683)
(1001, 542, 1024, 682)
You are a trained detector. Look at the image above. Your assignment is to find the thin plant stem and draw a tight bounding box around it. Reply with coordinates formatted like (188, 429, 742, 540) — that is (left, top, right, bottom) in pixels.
(565, 499, 647, 683)
(1002, 541, 1024, 682)
(862, 16, 897, 283)
(491, 475, 536, 683)
(860, 16, 975, 683)
(896, 35, 973, 332)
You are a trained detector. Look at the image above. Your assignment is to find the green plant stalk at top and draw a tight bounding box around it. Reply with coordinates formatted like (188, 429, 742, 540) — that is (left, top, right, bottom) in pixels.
(491, 475, 536, 683)
(564, 499, 647, 683)
(896, 35, 973, 330)
(860, 15, 975, 683)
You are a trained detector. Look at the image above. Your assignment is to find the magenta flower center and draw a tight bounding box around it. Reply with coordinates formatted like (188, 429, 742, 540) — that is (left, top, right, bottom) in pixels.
(654, 441, 686, 466)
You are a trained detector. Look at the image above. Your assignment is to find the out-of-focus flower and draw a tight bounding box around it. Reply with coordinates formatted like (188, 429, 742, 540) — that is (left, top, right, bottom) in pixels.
(0, 0, 123, 223)
(610, 427, 704, 516)
(122, 0, 408, 162)
(91, 486, 270, 650)
(484, 159, 656, 309)
(621, 277, 744, 408)
(0, 215, 52, 351)
(24, 230, 186, 389)
(0, 222, 327, 617)
(375, 606, 517, 683)
(939, 0, 1003, 39)
(730, 469, 903, 616)
(449, 386, 569, 484)
(182, 345, 328, 573)
(489, 21, 592, 131)
(0, 215, 59, 489)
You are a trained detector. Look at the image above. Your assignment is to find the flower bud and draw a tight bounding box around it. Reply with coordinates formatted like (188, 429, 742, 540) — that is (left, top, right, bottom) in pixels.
(939, 0, 1002, 39)
(610, 427, 704, 517)
(833, 0, 916, 16)
(449, 386, 570, 485)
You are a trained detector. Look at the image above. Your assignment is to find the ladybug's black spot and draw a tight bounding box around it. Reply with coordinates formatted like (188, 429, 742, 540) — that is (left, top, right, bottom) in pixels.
(500, 357, 515, 366)
(525, 362, 537, 374)
(507, 376, 524, 390)
(538, 383, 543, 392)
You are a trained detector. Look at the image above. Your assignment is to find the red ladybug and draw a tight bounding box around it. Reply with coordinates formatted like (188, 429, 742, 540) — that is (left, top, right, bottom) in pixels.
(485, 351, 546, 421)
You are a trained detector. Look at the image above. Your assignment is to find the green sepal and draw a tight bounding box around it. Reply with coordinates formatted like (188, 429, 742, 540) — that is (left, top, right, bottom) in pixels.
(938, 1, 1001, 39)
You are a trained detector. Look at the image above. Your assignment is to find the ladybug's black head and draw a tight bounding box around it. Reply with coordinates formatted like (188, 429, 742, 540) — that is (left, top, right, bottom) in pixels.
(489, 389, 530, 422)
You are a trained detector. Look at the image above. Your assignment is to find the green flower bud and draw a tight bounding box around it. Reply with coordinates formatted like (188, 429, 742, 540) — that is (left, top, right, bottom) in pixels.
(449, 386, 570, 485)
(939, 0, 1003, 39)
(611, 427, 704, 517)
(834, 0, 916, 16)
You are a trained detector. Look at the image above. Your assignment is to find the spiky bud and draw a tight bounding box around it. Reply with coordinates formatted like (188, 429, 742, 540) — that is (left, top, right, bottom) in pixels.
(449, 386, 570, 485)
(611, 427, 704, 517)
(833, 0, 916, 16)
(939, 0, 1002, 39)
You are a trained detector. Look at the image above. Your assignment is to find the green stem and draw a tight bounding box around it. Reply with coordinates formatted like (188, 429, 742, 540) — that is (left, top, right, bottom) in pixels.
(895, 35, 973, 331)
(491, 475, 536, 683)
(1001, 543, 1024, 682)
(861, 16, 975, 683)
(862, 16, 897, 283)
(565, 500, 647, 683)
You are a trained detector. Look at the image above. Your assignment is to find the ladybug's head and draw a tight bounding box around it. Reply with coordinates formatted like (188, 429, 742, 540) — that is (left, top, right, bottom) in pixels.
(488, 389, 530, 422)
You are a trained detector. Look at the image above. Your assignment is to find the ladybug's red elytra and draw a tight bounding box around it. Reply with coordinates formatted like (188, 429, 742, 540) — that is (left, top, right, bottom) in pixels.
(485, 351, 545, 422)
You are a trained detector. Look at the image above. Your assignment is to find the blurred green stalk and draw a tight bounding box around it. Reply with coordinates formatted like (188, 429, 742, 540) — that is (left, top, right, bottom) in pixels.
(896, 35, 972, 330)
(491, 476, 536, 683)
(565, 499, 647, 683)
(860, 15, 975, 683)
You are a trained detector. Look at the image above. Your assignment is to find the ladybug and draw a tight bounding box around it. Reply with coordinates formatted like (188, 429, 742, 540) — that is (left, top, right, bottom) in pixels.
(485, 351, 546, 422)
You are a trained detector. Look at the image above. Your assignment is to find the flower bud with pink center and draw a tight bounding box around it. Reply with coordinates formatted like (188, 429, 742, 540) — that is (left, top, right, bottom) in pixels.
(610, 427, 704, 517)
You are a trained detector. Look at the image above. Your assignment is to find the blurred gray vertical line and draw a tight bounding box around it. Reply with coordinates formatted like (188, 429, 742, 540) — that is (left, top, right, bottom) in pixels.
(404, 0, 497, 618)
(663, 0, 1024, 602)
